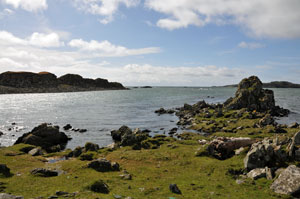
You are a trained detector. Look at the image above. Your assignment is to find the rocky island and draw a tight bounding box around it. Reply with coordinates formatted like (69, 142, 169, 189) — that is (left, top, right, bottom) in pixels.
(0, 71, 126, 94)
(0, 76, 299, 198)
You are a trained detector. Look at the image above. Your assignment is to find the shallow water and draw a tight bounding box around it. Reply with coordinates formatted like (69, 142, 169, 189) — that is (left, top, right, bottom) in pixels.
(0, 87, 299, 149)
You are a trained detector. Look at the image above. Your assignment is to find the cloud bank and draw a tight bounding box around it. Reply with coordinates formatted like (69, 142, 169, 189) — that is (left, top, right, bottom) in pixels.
(145, 0, 300, 38)
(2, 0, 47, 12)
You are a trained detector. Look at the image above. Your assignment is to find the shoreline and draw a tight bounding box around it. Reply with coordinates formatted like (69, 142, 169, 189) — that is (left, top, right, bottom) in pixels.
(0, 76, 300, 198)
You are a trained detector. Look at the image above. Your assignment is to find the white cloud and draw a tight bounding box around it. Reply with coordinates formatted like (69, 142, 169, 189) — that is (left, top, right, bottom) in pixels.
(2, 0, 48, 12)
(238, 41, 265, 49)
(0, 8, 14, 19)
(0, 31, 64, 47)
(68, 39, 161, 57)
(145, 0, 300, 38)
(73, 0, 139, 24)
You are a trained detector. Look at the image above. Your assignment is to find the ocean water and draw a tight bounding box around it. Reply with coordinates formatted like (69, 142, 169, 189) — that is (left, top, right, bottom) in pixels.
(0, 87, 300, 149)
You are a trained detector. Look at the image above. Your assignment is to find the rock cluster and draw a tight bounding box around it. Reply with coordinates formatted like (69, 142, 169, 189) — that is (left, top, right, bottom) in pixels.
(244, 138, 288, 171)
(111, 126, 149, 148)
(14, 123, 69, 152)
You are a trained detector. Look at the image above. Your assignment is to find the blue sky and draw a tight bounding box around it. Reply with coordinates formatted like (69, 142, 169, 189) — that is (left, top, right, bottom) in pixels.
(0, 0, 300, 86)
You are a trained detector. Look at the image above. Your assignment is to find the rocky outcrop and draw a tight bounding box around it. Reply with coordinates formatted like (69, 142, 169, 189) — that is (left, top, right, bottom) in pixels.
(0, 71, 126, 94)
(14, 123, 69, 152)
(111, 126, 149, 148)
(244, 138, 288, 171)
(224, 76, 289, 116)
(270, 165, 300, 196)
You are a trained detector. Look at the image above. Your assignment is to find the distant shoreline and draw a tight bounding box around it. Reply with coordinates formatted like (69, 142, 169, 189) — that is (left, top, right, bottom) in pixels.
(0, 71, 127, 94)
(223, 81, 300, 88)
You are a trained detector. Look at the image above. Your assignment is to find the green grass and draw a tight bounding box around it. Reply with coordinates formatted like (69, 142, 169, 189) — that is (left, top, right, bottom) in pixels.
(0, 109, 297, 198)
(0, 140, 290, 199)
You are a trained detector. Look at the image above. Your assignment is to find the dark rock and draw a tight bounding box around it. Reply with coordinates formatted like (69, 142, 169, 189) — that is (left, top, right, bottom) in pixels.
(111, 125, 132, 142)
(55, 191, 68, 196)
(63, 124, 72, 131)
(31, 168, 59, 177)
(67, 146, 82, 158)
(79, 129, 87, 133)
(271, 165, 300, 196)
(288, 122, 299, 128)
(0, 131, 3, 136)
(169, 184, 181, 194)
(169, 128, 178, 135)
(155, 108, 175, 115)
(84, 142, 99, 152)
(0, 164, 10, 177)
(14, 123, 69, 152)
(87, 158, 120, 172)
(89, 180, 109, 193)
(258, 114, 274, 127)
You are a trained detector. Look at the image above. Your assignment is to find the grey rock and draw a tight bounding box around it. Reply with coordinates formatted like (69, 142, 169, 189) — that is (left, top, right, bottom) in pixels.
(247, 168, 266, 180)
(271, 165, 300, 195)
(0, 194, 23, 199)
(28, 148, 43, 156)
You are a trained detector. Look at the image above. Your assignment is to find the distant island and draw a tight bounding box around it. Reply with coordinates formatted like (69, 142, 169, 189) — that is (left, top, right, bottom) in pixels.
(224, 81, 300, 88)
(0, 71, 127, 94)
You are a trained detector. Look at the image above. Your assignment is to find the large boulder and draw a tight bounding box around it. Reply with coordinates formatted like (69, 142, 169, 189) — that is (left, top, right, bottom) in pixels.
(224, 76, 289, 116)
(87, 158, 120, 172)
(205, 137, 255, 160)
(270, 165, 300, 196)
(244, 139, 288, 171)
(14, 123, 69, 152)
(0, 164, 10, 177)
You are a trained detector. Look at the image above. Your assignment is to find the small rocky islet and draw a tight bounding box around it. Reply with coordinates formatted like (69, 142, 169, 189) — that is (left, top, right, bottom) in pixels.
(0, 76, 300, 198)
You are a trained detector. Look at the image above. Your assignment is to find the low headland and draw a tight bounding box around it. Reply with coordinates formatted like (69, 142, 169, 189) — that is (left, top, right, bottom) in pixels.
(224, 80, 300, 88)
(0, 76, 300, 198)
(0, 71, 126, 94)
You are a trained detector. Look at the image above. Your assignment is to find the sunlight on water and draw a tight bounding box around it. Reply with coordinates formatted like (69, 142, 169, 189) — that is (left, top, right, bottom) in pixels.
(0, 87, 299, 149)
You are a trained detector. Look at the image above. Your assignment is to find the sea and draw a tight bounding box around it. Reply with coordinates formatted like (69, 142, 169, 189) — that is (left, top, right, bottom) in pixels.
(1, 87, 300, 149)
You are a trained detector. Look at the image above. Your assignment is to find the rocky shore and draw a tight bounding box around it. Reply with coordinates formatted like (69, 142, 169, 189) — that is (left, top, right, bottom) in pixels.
(0, 71, 126, 94)
(0, 76, 299, 198)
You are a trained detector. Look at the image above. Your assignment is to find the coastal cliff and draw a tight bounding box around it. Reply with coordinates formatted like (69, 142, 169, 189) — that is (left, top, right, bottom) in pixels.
(0, 71, 126, 94)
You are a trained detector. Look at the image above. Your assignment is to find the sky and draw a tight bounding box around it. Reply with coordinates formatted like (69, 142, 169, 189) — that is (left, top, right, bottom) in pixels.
(0, 0, 300, 86)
